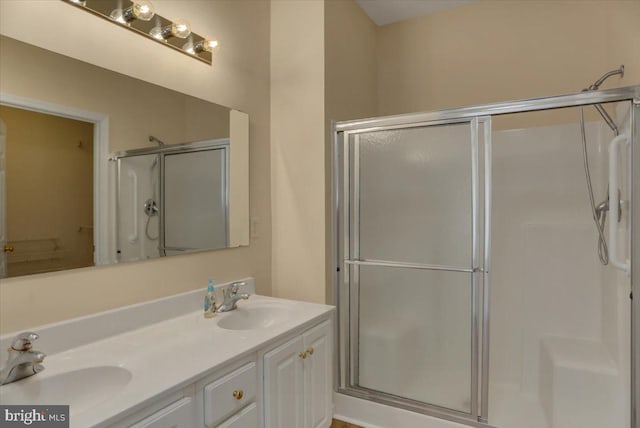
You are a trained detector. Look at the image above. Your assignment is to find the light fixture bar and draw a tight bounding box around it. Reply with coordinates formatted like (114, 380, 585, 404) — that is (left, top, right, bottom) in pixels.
(62, 0, 218, 65)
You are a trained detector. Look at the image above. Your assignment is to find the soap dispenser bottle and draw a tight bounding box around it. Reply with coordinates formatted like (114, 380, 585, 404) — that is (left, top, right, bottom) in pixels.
(204, 279, 217, 318)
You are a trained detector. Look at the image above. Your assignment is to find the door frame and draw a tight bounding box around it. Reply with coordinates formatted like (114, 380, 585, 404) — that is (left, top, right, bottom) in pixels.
(0, 92, 111, 266)
(0, 117, 6, 276)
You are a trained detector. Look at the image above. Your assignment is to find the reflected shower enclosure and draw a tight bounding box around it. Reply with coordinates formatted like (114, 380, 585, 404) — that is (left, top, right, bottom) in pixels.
(115, 138, 229, 262)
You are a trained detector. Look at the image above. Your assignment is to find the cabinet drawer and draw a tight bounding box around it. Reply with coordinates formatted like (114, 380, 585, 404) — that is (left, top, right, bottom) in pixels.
(129, 397, 194, 428)
(217, 403, 257, 428)
(204, 362, 257, 427)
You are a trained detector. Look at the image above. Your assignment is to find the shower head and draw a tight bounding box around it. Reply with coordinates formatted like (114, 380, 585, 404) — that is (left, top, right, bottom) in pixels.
(587, 65, 624, 91)
(582, 65, 625, 136)
(149, 135, 166, 147)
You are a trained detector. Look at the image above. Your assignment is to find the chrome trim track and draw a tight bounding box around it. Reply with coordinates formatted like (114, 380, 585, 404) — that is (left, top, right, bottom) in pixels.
(344, 259, 477, 273)
(337, 387, 498, 428)
(480, 117, 492, 422)
(631, 98, 639, 428)
(336, 86, 640, 132)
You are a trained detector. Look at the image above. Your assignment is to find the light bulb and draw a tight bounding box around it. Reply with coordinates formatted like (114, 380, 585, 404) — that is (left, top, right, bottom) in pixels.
(184, 38, 219, 55)
(111, 0, 154, 24)
(170, 19, 191, 39)
(130, 0, 155, 21)
(151, 19, 191, 41)
(201, 39, 219, 52)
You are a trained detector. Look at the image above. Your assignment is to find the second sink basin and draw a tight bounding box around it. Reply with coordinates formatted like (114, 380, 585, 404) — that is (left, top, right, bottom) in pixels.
(216, 302, 293, 330)
(0, 366, 132, 410)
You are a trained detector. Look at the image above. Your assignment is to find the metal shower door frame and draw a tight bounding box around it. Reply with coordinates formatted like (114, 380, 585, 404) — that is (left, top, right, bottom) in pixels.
(332, 85, 640, 428)
(336, 116, 492, 426)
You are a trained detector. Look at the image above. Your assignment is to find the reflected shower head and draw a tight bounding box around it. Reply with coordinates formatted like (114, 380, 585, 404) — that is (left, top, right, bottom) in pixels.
(149, 135, 165, 147)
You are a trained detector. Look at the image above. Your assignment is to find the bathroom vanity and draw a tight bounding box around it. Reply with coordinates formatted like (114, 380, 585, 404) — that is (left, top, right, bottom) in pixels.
(0, 280, 335, 428)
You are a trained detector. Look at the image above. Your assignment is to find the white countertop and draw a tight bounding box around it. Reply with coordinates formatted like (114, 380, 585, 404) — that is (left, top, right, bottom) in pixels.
(0, 293, 334, 427)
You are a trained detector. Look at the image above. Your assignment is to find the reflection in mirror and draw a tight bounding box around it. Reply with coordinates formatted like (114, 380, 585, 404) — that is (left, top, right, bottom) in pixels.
(0, 35, 249, 279)
(115, 139, 229, 262)
(0, 106, 94, 277)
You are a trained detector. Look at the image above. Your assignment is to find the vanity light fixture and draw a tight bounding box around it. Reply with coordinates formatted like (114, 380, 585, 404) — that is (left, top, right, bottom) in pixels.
(62, 0, 218, 65)
(109, 0, 155, 25)
(150, 19, 191, 41)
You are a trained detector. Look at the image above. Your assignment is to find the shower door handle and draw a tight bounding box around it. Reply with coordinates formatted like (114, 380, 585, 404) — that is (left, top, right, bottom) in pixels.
(608, 133, 629, 274)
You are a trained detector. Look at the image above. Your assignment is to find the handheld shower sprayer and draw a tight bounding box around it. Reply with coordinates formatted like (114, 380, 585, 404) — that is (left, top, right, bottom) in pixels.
(144, 136, 164, 242)
(579, 65, 625, 266)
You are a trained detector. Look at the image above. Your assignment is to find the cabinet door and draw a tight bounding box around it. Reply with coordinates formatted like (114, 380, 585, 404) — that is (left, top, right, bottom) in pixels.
(264, 335, 305, 428)
(303, 320, 332, 428)
(128, 397, 194, 428)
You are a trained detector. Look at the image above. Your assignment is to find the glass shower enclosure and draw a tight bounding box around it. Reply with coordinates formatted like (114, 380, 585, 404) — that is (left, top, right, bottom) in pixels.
(332, 86, 640, 427)
(114, 138, 229, 262)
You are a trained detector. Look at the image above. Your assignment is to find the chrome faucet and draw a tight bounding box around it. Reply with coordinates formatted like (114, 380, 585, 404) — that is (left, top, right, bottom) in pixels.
(216, 281, 250, 313)
(0, 332, 46, 386)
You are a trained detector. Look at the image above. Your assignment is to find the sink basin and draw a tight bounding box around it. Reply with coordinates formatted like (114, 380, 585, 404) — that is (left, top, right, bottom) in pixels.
(216, 302, 293, 330)
(0, 366, 132, 410)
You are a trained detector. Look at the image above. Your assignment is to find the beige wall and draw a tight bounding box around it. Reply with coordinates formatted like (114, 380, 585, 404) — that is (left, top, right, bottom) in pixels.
(0, 36, 230, 153)
(377, 0, 640, 118)
(1, 106, 94, 276)
(270, 0, 326, 304)
(324, 0, 378, 302)
(0, 0, 271, 333)
(325, 0, 378, 124)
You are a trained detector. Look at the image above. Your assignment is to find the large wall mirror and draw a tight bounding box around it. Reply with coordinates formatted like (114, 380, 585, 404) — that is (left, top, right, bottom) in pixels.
(0, 35, 249, 278)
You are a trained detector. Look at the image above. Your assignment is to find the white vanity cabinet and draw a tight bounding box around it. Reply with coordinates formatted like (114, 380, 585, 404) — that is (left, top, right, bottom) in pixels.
(109, 388, 197, 428)
(112, 357, 259, 428)
(199, 358, 258, 428)
(97, 297, 334, 428)
(263, 320, 332, 428)
(128, 397, 195, 428)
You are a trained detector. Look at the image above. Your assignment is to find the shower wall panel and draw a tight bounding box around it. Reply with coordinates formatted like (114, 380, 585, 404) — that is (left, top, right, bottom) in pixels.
(490, 120, 607, 391)
(117, 154, 160, 262)
(489, 111, 630, 428)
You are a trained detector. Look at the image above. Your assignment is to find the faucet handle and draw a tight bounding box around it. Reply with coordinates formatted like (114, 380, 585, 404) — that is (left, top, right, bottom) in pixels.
(11, 332, 39, 351)
(230, 281, 246, 294)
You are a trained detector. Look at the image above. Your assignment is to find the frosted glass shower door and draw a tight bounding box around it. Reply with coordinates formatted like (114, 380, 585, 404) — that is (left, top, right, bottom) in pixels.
(163, 148, 228, 253)
(344, 120, 486, 418)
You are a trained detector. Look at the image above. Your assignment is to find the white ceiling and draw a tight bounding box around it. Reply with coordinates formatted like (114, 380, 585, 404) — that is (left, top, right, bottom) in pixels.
(355, 0, 478, 26)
